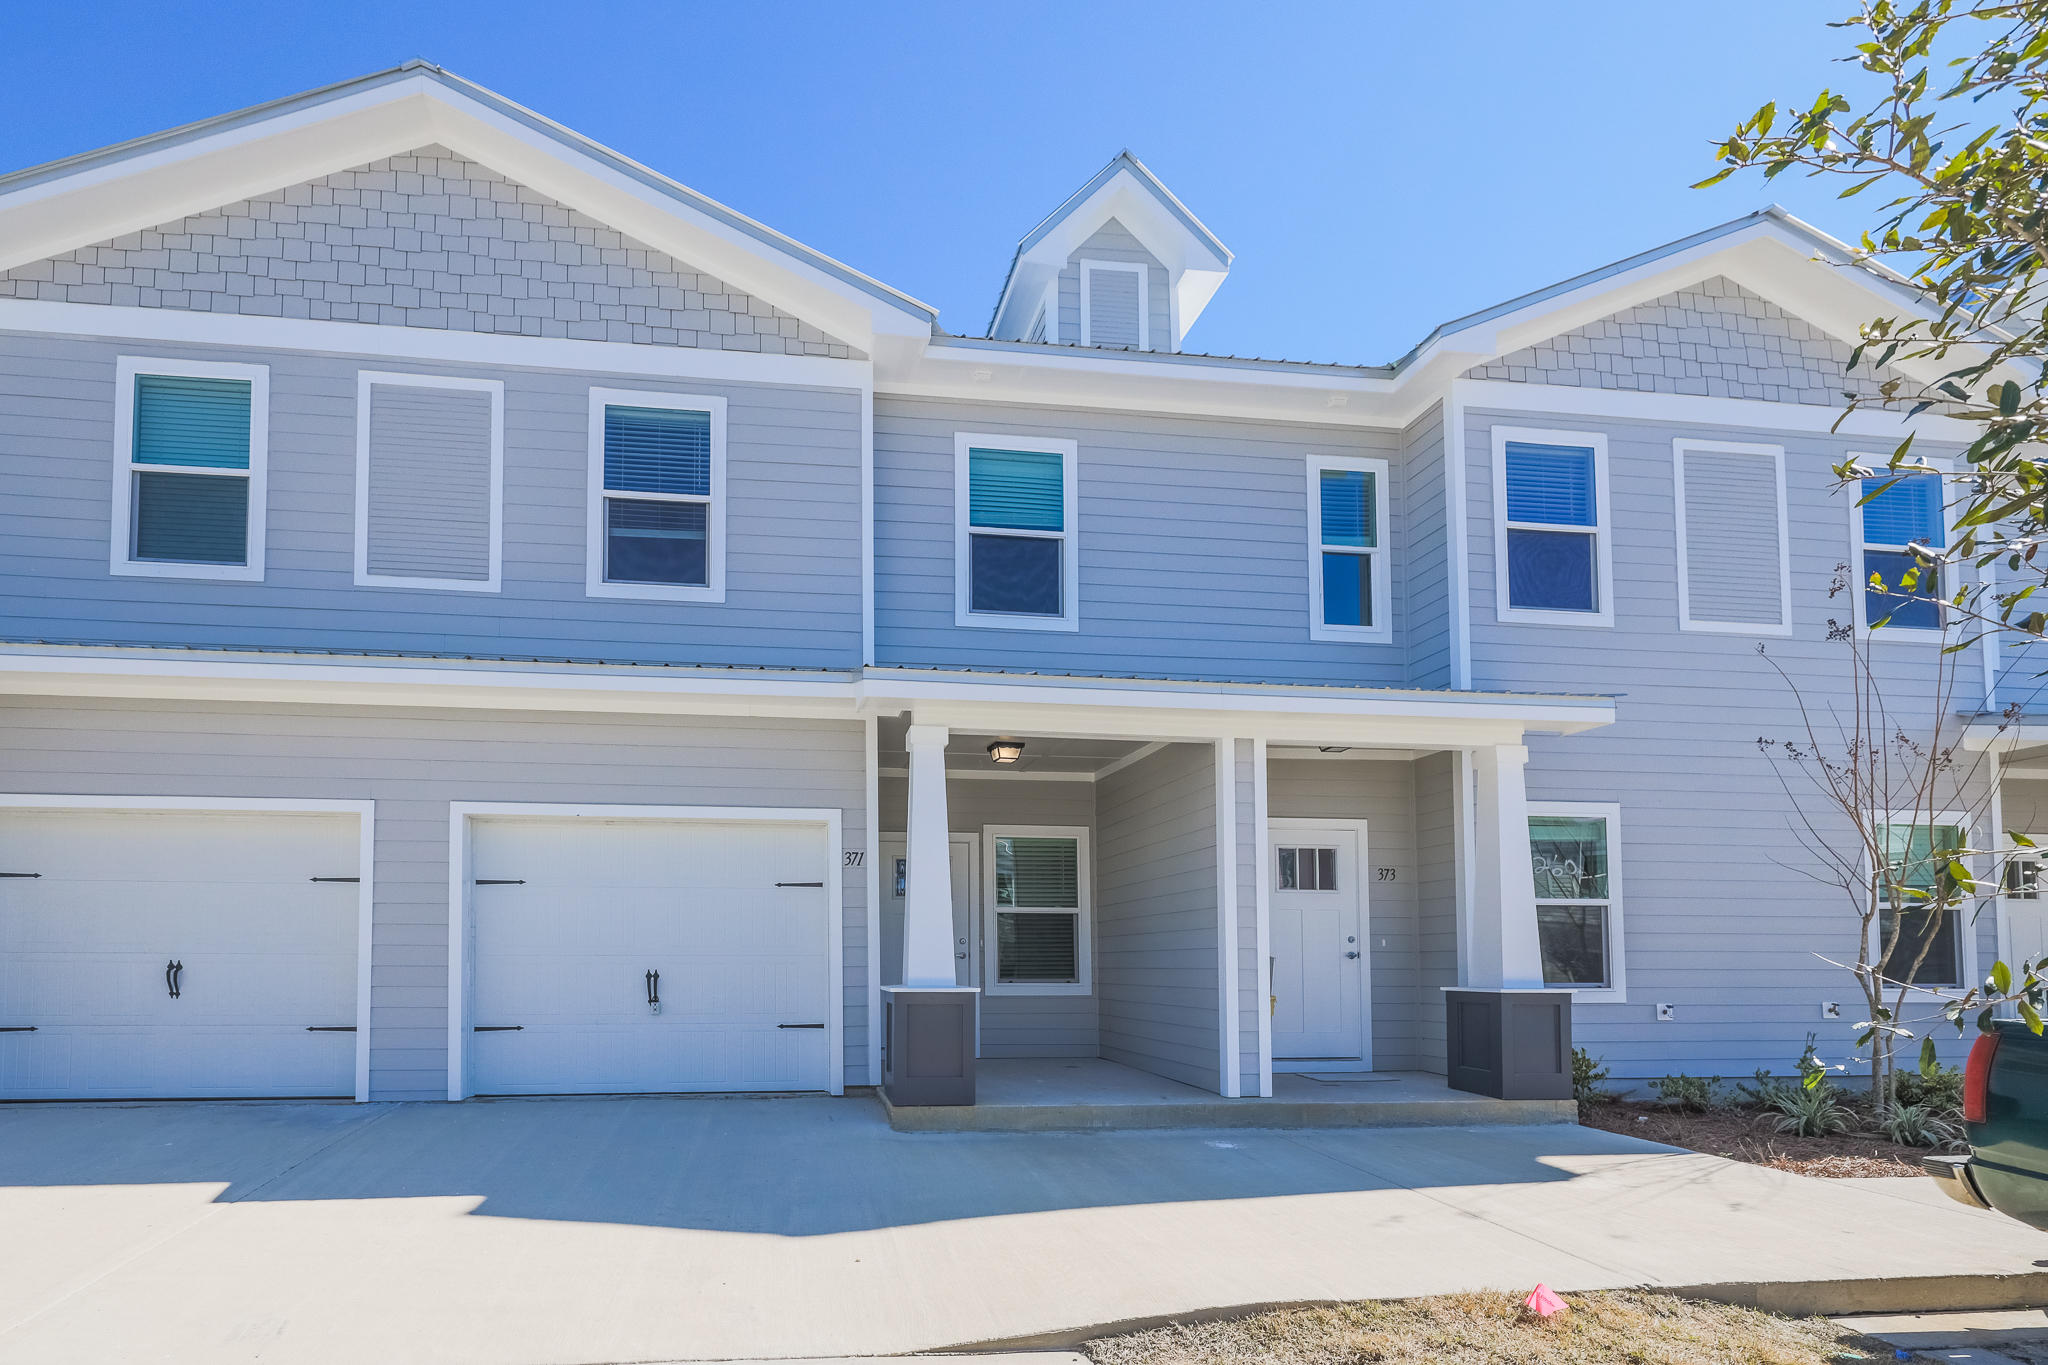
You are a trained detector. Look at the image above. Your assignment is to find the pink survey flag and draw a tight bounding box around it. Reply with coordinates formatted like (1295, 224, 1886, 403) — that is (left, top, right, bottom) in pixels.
(1523, 1283, 1568, 1317)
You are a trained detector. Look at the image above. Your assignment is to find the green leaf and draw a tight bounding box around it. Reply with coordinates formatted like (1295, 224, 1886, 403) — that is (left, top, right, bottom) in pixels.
(1921, 1036, 1939, 1074)
(1993, 958, 2014, 995)
(2022, 998, 2045, 1035)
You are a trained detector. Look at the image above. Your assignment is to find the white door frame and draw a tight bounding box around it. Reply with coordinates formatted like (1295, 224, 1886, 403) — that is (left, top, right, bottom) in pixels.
(0, 793, 376, 1103)
(446, 802, 845, 1101)
(1268, 816, 1371, 1072)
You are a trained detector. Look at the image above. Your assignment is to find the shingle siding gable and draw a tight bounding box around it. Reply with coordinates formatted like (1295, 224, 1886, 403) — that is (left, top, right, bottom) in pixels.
(1465, 275, 1897, 405)
(0, 144, 860, 359)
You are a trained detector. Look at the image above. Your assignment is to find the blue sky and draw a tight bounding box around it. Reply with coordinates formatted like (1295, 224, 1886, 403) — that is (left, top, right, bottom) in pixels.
(7, 2, 1870, 364)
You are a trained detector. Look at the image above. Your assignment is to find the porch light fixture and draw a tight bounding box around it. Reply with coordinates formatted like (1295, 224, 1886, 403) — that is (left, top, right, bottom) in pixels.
(987, 740, 1024, 765)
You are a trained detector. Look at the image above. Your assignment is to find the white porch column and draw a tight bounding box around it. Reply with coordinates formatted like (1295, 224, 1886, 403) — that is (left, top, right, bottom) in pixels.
(900, 722, 957, 988)
(1467, 742, 1545, 989)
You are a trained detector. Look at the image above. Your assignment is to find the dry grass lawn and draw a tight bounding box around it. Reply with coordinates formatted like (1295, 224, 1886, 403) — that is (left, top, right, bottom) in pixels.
(1085, 1290, 1888, 1365)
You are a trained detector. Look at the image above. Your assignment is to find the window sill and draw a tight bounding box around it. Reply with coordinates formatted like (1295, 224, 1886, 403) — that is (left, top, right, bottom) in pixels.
(1497, 606, 1614, 629)
(1309, 622, 1394, 645)
(586, 581, 726, 604)
(357, 571, 502, 593)
(1678, 618, 1792, 638)
(984, 981, 1092, 997)
(112, 558, 263, 583)
(1558, 985, 1625, 1005)
(955, 609, 1080, 633)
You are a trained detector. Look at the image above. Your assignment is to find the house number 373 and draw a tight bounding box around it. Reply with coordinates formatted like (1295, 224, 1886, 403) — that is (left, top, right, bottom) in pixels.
(1375, 867, 1397, 881)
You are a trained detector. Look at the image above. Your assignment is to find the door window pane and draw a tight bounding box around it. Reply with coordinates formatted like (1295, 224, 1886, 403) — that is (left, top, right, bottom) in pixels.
(1278, 846, 1337, 891)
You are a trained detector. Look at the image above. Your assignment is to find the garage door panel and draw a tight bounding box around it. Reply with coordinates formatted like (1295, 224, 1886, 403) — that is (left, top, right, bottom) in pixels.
(470, 816, 832, 1096)
(0, 808, 359, 1100)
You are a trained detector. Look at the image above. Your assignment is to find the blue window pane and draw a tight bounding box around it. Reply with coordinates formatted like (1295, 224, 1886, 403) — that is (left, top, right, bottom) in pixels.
(603, 406, 711, 497)
(1860, 473, 1943, 546)
(970, 449, 1064, 531)
(1863, 547, 1941, 629)
(970, 533, 1062, 615)
(135, 375, 252, 470)
(1319, 469, 1374, 548)
(133, 471, 248, 564)
(1504, 442, 1596, 526)
(606, 498, 707, 586)
(1322, 551, 1371, 626)
(1507, 528, 1597, 612)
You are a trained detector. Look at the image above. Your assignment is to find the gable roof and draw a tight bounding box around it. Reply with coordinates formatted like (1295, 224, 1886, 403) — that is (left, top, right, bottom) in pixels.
(0, 62, 937, 359)
(986, 150, 1233, 343)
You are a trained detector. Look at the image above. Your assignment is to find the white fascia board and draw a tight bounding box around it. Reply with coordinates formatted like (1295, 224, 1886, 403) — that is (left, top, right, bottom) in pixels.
(1454, 377, 1980, 443)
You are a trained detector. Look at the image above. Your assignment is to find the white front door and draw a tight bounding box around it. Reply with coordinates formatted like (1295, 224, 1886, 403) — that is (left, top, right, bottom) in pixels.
(0, 808, 360, 1100)
(1269, 822, 1367, 1063)
(880, 833, 976, 988)
(2005, 844, 2048, 977)
(469, 816, 833, 1096)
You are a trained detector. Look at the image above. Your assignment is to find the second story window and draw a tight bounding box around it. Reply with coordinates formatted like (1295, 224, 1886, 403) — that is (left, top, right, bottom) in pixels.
(1857, 467, 1945, 631)
(1494, 426, 1612, 627)
(954, 433, 1080, 631)
(1307, 455, 1391, 643)
(585, 389, 726, 603)
(111, 357, 268, 583)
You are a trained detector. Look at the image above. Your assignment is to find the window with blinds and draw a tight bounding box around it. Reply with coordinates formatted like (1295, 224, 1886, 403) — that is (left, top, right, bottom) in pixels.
(587, 390, 726, 601)
(120, 366, 261, 576)
(1493, 427, 1610, 626)
(358, 376, 500, 589)
(958, 436, 1077, 627)
(1308, 456, 1390, 641)
(990, 831, 1088, 991)
(1859, 468, 1946, 631)
(1673, 440, 1789, 634)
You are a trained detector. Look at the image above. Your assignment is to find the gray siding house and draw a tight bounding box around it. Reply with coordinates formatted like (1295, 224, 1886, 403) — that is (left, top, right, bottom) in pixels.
(0, 63, 2024, 1107)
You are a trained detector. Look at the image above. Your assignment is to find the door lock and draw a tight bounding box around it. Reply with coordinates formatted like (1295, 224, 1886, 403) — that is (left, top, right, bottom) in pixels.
(645, 968, 661, 1015)
(1345, 951, 1360, 959)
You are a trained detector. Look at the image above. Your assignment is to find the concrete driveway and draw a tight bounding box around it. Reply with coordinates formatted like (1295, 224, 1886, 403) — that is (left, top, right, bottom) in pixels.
(0, 1095, 2043, 1365)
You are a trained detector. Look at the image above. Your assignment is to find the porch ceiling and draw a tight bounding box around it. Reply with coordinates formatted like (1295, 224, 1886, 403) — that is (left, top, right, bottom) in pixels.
(876, 718, 1147, 777)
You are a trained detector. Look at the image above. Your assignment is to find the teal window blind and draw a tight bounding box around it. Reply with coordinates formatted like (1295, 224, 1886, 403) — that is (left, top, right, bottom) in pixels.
(969, 449, 1064, 531)
(129, 373, 253, 566)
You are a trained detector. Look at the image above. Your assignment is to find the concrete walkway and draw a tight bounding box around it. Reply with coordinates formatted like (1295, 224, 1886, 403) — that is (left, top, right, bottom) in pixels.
(0, 1095, 2043, 1365)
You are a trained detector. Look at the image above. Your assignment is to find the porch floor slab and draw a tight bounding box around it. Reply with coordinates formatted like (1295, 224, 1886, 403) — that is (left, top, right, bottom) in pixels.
(879, 1058, 1576, 1131)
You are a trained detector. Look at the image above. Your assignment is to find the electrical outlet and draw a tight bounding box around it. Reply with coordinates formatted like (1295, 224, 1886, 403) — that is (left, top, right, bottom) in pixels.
(1821, 1002, 1842, 1020)
(1656, 1003, 1676, 1022)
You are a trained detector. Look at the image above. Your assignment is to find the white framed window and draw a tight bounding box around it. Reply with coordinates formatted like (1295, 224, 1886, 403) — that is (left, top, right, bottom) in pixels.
(585, 388, 727, 603)
(1491, 425, 1613, 627)
(354, 372, 504, 592)
(954, 432, 1080, 631)
(982, 825, 1091, 996)
(110, 356, 268, 582)
(1850, 457, 1949, 635)
(1078, 259, 1148, 350)
(1306, 453, 1392, 643)
(1528, 801, 1626, 1002)
(1872, 813, 1974, 991)
(1672, 438, 1791, 636)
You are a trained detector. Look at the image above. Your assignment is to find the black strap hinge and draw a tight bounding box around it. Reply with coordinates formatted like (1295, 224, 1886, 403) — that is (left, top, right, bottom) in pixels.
(475, 879, 525, 886)
(0, 872, 40, 879)
(473, 1025, 523, 1032)
(777, 1022, 826, 1029)
(310, 876, 360, 883)
(775, 881, 825, 888)
(0, 1026, 36, 1033)
(306, 1026, 357, 1032)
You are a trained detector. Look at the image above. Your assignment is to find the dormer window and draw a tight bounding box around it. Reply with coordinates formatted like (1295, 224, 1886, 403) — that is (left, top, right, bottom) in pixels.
(1079, 260, 1148, 350)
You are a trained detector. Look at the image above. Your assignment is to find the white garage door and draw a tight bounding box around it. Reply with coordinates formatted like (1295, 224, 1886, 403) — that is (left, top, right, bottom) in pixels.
(469, 816, 834, 1095)
(0, 808, 360, 1100)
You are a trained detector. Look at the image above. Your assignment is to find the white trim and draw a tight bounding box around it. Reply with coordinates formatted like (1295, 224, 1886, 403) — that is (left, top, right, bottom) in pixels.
(981, 823, 1093, 996)
(1305, 453, 1394, 644)
(864, 713, 882, 1085)
(876, 766, 1098, 783)
(860, 379, 876, 666)
(0, 793, 374, 1103)
(1848, 453, 1953, 639)
(1489, 424, 1614, 629)
(1528, 799, 1627, 1004)
(1445, 396, 1474, 691)
(0, 298, 867, 389)
(1454, 749, 1475, 985)
(444, 801, 846, 1101)
(1456, 376, 1981, 442)
(1268, 816, 1372, 1069)
(584, 387, 728, 604)
(1868, 806, 1982, 993)
(1990, 754, 2012, 981)
(1251, 738, 1273, 1096)
(1671, 438, 1792, 636)
(1078, 258, 1150, 351)
(352, 370, 504, 592)
(110, 355, 269, 582)
(1093, 740, 1168, 782)
(953, 432, 1082, 632)
(1215, 739, 1242, 1097)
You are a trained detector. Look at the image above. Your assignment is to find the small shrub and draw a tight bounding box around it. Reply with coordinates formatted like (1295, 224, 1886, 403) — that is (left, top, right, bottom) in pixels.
(1770, 1082, 1854, 1138)
(1895, 1064, 1964, 1115)
(1573, 1047, 1615, 1104)
(1652, 1073, 1723, 1112)
(1881, 1102, 1964, 1149)
(1737, 1067, 1797, 1108)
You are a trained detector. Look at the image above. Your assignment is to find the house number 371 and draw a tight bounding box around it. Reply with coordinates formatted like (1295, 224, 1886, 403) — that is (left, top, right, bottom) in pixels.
(1376, 867, 1397, 881)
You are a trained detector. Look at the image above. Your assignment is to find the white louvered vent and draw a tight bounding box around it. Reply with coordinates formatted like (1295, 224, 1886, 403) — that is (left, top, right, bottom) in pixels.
(360, 380, 498, 587)
(1083, 264, 1144, 349)
(1675, 441, 1789, 631)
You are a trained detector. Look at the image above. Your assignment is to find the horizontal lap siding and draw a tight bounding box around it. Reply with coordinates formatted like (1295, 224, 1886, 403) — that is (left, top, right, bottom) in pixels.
(1401, 403, 1453, 688)
(873, 395, 1407, 683)
(1465, 403, 1990, 1079)
(1268, 758, 1423, 1071)
(0, 332, 862, 665)
(0, 697, 869, 1100)
(877, 773, 1099, 1056)
(1095, 744, 1220, 1090)
(1413, 751, 1459, 1073)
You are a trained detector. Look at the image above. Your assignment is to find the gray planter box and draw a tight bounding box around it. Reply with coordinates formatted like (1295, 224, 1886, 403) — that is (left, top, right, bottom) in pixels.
(881, 986, 977, 1106)
(1444, 988, 1573, 1101)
